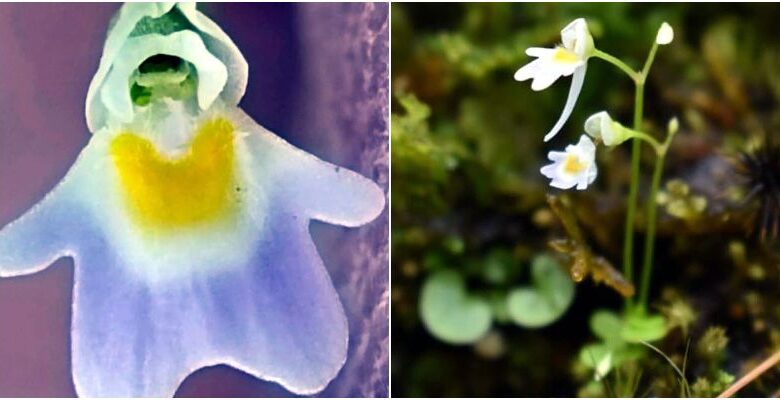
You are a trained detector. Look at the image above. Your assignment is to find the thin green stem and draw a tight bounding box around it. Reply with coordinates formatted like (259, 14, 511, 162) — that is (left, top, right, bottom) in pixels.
(637, 123, 680, 308)
(630, 130, 662, 152)
(623, 83, 644, 308)
(595, 41, 666, 309)
(641, 42, 660, 81)
(639, 151, 664, 308)
(632, 42, 675, 310)
(592, 48, 645, 303)
(593, 49, 640, 82)
(631, 39, 663, 311)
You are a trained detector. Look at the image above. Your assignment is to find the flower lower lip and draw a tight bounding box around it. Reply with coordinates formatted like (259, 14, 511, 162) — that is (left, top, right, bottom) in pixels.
(552, 47, 579, 64)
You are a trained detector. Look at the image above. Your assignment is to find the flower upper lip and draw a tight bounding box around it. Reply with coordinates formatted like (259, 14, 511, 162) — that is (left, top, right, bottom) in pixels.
(100, 30, 228, 124)
(86, 3, 248, 133)
(561, 18, 594, 58)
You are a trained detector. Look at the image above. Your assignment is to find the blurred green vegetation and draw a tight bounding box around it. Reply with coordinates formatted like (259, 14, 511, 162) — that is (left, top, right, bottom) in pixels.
(391, 3, 780, 397)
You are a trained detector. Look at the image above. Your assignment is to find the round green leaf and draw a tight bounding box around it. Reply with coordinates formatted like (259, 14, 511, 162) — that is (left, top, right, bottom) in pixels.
(506, 254, 574, 328)
(419, 270, 492, 344)
(532, 254, 575, 304)
(590, 309, 623, 344)
(507, 289, 551, 327)
(621, 312, 668, 343)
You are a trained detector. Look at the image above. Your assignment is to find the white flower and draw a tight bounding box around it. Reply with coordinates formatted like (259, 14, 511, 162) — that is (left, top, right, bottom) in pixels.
(514, 18, 595, 142)
(584, 111, 632, 146)
(540, 135, 598, 190)
(656, 22, 674, 45)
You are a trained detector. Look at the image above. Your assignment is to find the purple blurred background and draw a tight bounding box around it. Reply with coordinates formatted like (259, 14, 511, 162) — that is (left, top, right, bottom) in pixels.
(0, 3, 388, 397)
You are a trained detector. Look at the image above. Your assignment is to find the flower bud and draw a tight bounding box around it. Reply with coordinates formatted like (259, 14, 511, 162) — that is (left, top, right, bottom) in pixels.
(668, 117, 679, 135)
(584, 111, 633, 147)
(656, 22, 674, 45)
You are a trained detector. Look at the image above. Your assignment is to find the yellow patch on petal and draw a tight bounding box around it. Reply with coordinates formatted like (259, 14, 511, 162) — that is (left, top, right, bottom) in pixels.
(552, 47, 579, 65)
(110, 117, 239, 229)
(563, 154, 586, 174)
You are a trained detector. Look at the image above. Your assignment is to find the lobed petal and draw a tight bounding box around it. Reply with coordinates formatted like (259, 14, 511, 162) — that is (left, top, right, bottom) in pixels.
(0, 160, 86, 277)
(530, 67, 563, 91)
(233, 108, 386, 227)
(525, 47, 555, 58)
(514, 58, 542, 82)
(0, 102, 384, 396)
(547, 150, 568, 162)
(71, 207, 349, 396)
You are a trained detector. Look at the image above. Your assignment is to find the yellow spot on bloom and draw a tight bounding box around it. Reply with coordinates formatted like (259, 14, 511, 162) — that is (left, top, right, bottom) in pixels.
(552, 47, 579, 64)
(563, 154, 586, 174)
(110, 117, 238, 229)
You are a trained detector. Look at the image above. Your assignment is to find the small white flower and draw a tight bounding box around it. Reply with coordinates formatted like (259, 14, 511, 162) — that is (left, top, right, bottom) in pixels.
(656, 22, 674, 45)
(584, 111, 633, 147)
(515, 18, 595, 142)
(540, 135, 598, 190)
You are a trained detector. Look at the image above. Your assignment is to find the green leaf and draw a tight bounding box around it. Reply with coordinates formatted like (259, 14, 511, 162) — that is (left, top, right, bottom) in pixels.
(621, 311, 668, 343)
(590, 309, 623, 345)
(419, 270, 492, 344)
(506, 254, 574, 328)
(506, 289, 551, 327)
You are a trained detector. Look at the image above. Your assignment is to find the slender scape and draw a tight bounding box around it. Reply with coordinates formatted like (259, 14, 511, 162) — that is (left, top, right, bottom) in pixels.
(593, 36, 671, 312)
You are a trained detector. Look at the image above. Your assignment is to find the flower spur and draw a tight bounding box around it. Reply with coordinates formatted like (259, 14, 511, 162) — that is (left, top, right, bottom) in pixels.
(0, 3, 385, 397)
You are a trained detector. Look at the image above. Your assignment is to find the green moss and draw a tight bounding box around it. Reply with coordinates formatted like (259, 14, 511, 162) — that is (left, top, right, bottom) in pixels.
(697, 326, 729, 365)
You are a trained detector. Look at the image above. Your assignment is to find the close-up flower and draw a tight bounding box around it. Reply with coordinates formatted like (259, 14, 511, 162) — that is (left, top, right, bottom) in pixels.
(540, 134, 597, 190)
(514, 18, 595, 141)
(0, 2, 386, 397)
